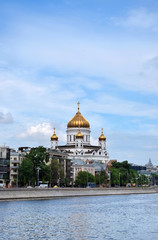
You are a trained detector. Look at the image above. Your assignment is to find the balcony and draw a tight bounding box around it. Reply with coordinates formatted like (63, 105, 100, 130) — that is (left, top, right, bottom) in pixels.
(10, 166, 18, 169)
(10, 172, 18, 176)
(10, 160, 20, 164)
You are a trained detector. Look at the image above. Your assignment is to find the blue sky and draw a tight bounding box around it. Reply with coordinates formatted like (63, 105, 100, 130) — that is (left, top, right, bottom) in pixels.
(0, 0, 158, 165)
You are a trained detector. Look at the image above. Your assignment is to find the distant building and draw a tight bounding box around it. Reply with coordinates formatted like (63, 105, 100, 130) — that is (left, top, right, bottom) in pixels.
(72, 159, 95, 182)
(0, 145, 10, 187)
(107, 159, 117, 172)
(47, 149, 73, 186)
(130, 164, 146, 172)
(10, 149, 27, 187)
(145, 158, 153, 169)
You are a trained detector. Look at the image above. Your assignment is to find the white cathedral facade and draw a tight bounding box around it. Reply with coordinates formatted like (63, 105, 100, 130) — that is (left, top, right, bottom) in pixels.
(50, 103, 109, 164)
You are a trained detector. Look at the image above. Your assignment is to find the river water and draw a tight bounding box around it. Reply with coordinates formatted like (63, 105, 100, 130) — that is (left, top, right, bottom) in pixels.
(0, 194, 158, 240)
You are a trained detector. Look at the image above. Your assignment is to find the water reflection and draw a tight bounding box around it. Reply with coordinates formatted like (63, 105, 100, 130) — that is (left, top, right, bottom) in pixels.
(0, 194, 158, 239)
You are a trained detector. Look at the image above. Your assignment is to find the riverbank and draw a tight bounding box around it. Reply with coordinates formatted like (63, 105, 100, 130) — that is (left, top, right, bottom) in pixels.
(0, 187, 158, 201)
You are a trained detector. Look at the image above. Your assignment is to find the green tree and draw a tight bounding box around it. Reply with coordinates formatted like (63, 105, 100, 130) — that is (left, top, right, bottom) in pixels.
(112, 161, 130, 171)
(95, 170, 108, 185)
(50, 159, 64, 186)
(18, 158, 34, 186)
(27, 146, 49, 175)
(110, 160, 137, 187)
(110, 168, 119, 186)
(40, 164, 51, 183)
(75, 171, 95, 187)
(129, 169, 138, 185)
(18, 146, 49, 186)
(137, 174, 149, 186)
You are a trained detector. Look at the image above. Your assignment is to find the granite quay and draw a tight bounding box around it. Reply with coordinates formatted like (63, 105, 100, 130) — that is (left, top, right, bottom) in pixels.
(0, 187, 157, 201)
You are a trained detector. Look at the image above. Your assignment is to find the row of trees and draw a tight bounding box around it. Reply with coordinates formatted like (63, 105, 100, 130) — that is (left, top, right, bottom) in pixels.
(110, 161, 149, 187)
(18, 146, 109, 187)
(18, 147, 150, 188)
(75, 170, 108, 187)
(18, 146, 64, 186)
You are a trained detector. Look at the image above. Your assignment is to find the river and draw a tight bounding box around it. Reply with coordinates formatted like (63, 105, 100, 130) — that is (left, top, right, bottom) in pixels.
(0, 194, 158, 240)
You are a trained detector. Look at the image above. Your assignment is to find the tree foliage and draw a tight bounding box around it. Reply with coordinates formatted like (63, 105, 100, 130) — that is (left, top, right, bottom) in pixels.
(137, 174, 149, 186)
(50, 159, 64, 186)
(95, 170, 108, 185)
(18, 146, 50, 186)
(18, 157, 34, 186)
(110, 160, 138, 187)
(75, 171, 95, 187)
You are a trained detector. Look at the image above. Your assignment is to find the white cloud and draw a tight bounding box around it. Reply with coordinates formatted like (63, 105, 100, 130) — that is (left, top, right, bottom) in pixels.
(18, 123, 52, 139)
(0, 111, 13, 123)
(113, 8, 158, 31)
(17, 122, 67, 145)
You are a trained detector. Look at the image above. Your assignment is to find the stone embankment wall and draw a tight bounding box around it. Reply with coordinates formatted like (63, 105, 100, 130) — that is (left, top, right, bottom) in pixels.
(0, 187, 158, 201)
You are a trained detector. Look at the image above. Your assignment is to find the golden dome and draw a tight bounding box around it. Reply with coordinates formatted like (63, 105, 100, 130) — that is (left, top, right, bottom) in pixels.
(76, 131, 83, 139)
(51, 128, 58, 141)
(67, 102, 90, 128)
(99, 128, 106, 141)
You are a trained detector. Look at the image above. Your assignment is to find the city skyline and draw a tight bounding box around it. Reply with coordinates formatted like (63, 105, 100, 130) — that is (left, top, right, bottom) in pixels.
(0, 0, 158, 165)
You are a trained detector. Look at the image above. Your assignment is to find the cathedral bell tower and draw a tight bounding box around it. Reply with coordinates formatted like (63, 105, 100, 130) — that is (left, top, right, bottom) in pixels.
(98, 128, 106, 150)
(51, 128, 58, 150)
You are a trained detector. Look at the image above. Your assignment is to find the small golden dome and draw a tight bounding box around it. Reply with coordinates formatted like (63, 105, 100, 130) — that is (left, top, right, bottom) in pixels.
(67, 102, 90, 128)
(99, 128, 106, 141)
(76, 131, 83, 139)
(51, 128, 58, 141)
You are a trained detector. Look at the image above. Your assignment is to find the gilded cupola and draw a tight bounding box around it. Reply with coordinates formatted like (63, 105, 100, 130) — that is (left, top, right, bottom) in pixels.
(51, 128, 58, 141)
(99, 128, 106, 141)
(67, 102, 90, 128)
(76, 130, 83, 139)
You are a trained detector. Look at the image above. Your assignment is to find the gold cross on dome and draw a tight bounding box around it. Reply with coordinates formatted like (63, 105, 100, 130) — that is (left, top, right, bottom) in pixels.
(101, 128, 103, 134)
(54, 128, 56, 134)
(77, 101, 80, 111)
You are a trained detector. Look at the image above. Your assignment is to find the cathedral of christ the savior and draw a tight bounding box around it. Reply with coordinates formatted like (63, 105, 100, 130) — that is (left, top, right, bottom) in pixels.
(50, 102, 109, 164)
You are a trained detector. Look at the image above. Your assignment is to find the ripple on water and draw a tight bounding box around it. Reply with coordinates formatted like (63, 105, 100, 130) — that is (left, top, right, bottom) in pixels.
(0, 194, 158, 240)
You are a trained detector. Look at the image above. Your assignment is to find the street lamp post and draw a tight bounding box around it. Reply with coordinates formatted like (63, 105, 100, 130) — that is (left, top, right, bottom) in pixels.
(119, 172, 121, 187)
(36, 167, 40, 186)
(108, 171, 111, 188)
(87, 169, 88, 187)
(16, 167, 18, 188)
